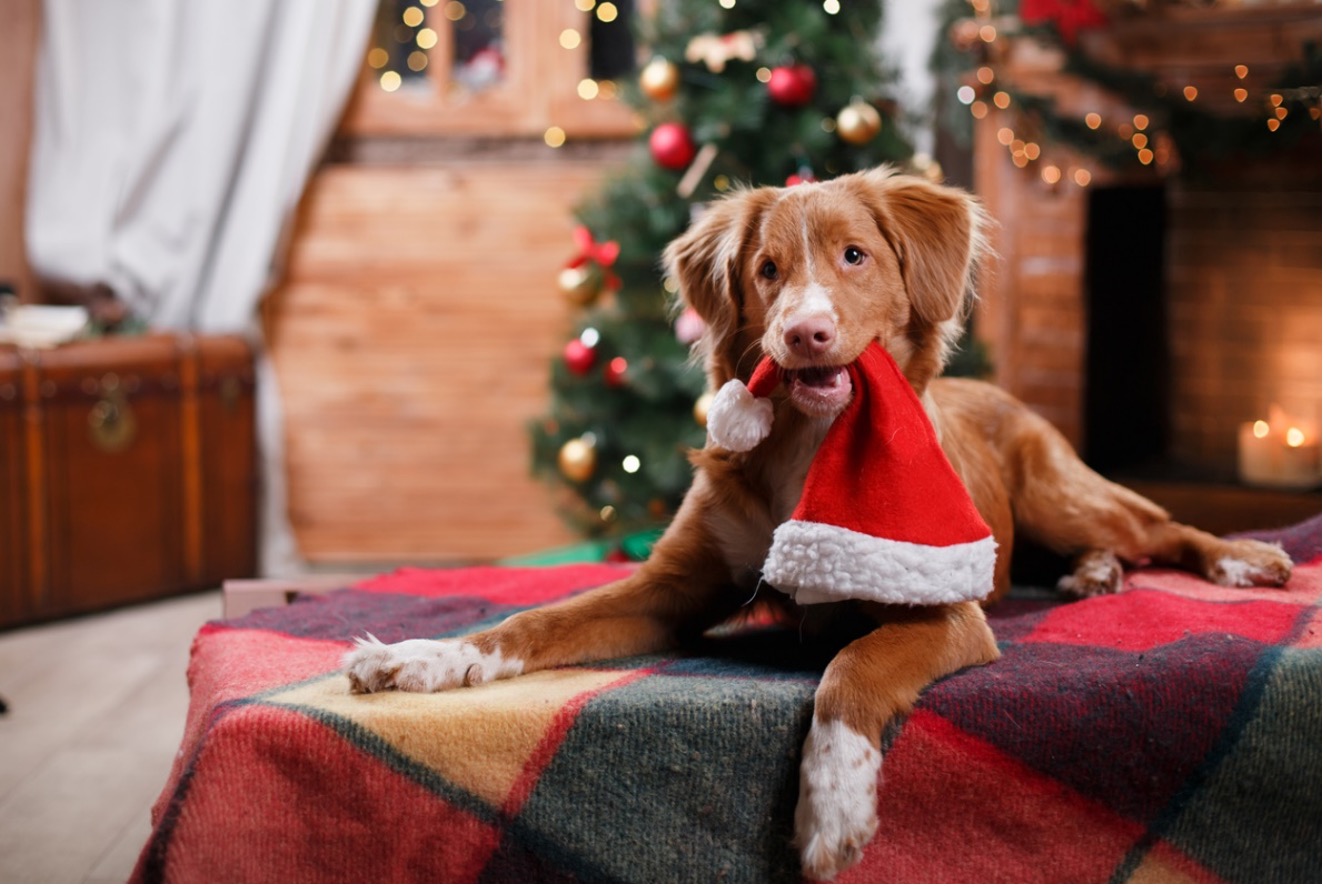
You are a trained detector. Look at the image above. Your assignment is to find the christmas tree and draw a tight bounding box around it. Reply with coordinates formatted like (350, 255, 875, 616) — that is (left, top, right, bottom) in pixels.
(531, 0, 933, 542)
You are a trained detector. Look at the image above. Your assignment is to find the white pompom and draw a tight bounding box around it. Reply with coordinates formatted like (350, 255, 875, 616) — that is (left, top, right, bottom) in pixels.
(707, 378, 773, 452)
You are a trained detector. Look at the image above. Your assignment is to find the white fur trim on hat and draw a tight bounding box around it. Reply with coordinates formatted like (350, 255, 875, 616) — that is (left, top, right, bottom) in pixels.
(707, 378, 773, 452)
(762, 519, 997, 606)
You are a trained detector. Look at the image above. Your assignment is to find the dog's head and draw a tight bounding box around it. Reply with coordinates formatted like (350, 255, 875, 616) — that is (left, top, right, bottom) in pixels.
(664, 166, 991, 415)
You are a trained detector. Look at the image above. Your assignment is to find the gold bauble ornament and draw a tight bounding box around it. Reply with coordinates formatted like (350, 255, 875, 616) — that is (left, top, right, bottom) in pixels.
(694, 391, 715, 427)
(557, 437, 597, 483)
(639, 57, 679, 102)
(558, 264, 602, 306)
(836, 101, 882, 145)
(908, 152, 944, 183)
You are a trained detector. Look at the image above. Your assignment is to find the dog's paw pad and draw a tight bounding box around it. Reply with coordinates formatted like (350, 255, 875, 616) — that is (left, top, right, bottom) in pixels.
(795, 718, 882, 881)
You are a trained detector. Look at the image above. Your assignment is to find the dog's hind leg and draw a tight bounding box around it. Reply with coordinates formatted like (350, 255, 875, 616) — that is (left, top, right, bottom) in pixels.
(1006, 412, 1292, 590)
(794, 601, 998, 880)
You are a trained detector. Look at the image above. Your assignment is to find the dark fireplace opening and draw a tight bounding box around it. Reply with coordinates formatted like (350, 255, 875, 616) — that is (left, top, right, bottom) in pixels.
(1082, 184, 1171, 477)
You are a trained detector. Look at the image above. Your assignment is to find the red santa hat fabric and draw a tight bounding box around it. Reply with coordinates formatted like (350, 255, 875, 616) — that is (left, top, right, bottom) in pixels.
(706, 341, 996, 606)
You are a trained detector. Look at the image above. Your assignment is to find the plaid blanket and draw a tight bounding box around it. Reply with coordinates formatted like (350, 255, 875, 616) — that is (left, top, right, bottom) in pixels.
(132, 518, 1321, 883)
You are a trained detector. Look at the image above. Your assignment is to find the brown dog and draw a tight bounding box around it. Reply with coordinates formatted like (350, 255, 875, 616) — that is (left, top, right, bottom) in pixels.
(344, 167, 1292, 880)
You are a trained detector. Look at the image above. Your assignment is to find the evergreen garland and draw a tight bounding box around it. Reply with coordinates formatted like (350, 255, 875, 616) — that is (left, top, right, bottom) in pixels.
(932, 0, 1322, 181)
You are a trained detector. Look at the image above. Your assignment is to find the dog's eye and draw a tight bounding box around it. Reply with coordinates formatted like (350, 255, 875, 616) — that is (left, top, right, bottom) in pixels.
(844, 246, 866, 265)
(760, 260, 778, 280)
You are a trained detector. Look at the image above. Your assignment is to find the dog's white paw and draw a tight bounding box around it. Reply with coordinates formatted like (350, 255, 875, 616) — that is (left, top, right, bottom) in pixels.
(795, 717, 882, 881)
(342, 634, 523, 694)
(1208, 540, 1293, 588)
(1057, 550, 1124, 598)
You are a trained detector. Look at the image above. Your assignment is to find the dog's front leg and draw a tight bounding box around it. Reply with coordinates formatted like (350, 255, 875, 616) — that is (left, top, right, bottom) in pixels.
(344, 533, 736, 694)
(795, 600, 999, 880)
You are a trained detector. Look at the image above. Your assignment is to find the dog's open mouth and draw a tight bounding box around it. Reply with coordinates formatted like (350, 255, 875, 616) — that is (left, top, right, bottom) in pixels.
(785, 365, 852, 417)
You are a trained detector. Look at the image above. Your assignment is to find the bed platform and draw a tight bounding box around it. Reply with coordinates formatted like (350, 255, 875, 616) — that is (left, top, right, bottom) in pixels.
(132, 517, 1321, 882)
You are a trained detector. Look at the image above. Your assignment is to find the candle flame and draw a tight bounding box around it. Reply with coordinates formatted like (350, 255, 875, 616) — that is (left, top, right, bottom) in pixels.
(1286, 427, 1306, 448)
(1253, 420, 1270, 439)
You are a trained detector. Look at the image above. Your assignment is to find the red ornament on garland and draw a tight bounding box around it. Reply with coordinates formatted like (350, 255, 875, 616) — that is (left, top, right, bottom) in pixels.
(604, 356, 629, 387)
(768, 64, 816, 107)
(649, 122, 697, 170)
(1019, 0, 1107, 45)
(563, 339, 596, 376)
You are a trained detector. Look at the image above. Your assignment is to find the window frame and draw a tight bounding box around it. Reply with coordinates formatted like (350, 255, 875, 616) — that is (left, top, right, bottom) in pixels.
(340, 0, 641, 139)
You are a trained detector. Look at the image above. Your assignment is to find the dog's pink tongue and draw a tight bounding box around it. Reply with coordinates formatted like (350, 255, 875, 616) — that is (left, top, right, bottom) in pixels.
(796, 366, 845, 389)
(788, 366, 852, 415)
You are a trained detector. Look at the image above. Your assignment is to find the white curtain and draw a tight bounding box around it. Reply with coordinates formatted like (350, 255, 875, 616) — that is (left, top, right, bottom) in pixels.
(879, 0, 943, 159)
(26, 0, 377, 575)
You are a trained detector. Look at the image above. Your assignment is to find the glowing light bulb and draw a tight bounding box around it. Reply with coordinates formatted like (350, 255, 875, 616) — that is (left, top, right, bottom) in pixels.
(1253, 420, 1270, 438)
(1287, 428, 1306, 447)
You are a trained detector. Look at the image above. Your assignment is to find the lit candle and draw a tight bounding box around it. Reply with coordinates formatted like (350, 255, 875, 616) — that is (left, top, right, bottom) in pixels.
(1238, 406, 1322, 488)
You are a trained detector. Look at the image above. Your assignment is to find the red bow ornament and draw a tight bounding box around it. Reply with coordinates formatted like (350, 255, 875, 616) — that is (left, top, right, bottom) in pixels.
(567, 226, 622, 292)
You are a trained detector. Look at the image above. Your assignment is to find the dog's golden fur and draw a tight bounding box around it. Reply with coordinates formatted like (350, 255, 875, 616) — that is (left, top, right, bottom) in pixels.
(345, 167, 1292, 880)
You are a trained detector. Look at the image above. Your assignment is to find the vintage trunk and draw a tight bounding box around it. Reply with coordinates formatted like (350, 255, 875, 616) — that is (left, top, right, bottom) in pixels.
(0, 333, 256, 628)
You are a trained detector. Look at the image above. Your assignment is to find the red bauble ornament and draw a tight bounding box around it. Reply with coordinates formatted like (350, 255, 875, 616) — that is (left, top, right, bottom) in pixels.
(785, 170, 818, 186)
(563, 339, 596, 376)
(649, 122, 697, 170)
(768, 64, 816, 107)
(604, 356, 629, 387)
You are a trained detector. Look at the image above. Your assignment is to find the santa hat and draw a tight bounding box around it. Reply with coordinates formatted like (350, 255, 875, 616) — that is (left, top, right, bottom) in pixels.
(706, 342, 996, 607)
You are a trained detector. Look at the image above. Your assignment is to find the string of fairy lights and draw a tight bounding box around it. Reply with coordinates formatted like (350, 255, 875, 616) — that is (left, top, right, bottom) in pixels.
(365, 0, 862, 157)
(364, 0, 1318, 185)
(952, 0, 1322, 187)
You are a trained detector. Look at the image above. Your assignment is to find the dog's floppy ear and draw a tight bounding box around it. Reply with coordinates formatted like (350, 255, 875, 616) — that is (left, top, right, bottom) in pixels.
(859, 167, 991, 326)
(663, 186, 777, 384)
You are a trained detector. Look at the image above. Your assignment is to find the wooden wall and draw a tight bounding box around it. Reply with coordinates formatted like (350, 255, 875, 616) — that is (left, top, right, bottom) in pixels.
(265, 159, 616, 563)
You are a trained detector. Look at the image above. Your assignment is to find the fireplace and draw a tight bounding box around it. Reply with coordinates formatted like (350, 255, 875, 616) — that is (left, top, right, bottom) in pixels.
(969, 3, 1321, 532)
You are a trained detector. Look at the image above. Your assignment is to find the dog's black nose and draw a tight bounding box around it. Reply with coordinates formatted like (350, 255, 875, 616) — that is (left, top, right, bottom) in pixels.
(784, 315, 836, 359)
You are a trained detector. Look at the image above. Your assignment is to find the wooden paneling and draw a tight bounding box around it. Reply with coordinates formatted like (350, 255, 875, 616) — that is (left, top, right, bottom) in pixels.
(266, 161, 614, 562)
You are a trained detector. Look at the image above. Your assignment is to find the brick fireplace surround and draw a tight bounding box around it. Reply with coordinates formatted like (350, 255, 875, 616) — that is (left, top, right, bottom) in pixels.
(971, 2, 1321, 531)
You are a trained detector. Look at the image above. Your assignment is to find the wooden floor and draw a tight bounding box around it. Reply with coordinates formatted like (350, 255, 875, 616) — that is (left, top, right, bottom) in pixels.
(0, 590, 221, 883)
